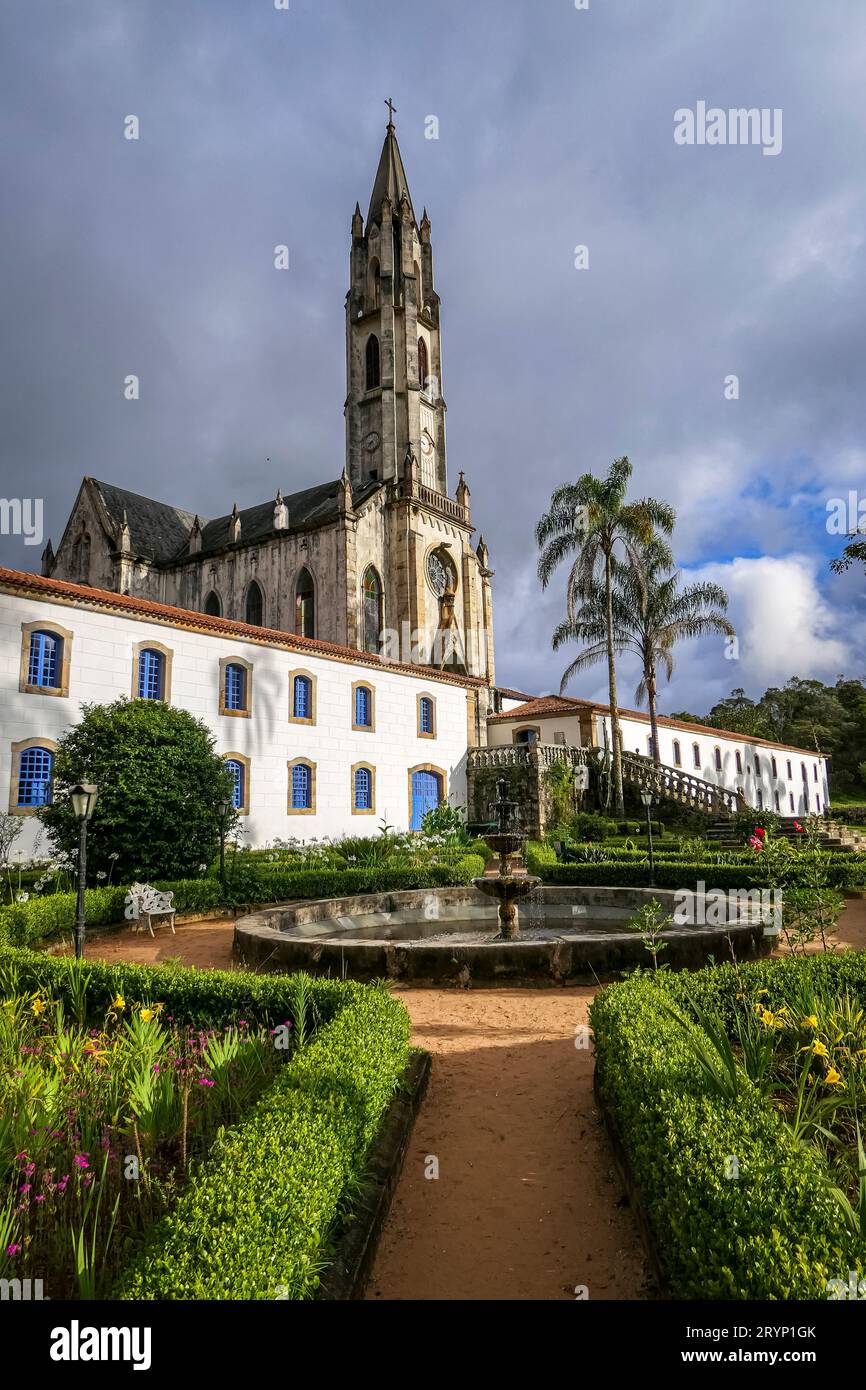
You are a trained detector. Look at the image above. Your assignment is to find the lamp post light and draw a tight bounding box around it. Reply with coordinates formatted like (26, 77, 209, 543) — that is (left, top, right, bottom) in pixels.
(640, 788, 656, 887)
(218, 797, 231, 891)
(70, 783, 98, 960)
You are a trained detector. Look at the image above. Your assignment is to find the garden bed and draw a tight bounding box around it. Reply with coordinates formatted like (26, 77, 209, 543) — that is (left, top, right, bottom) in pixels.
(0, 947, 411, 1299)
(590, 952, 866, 1299)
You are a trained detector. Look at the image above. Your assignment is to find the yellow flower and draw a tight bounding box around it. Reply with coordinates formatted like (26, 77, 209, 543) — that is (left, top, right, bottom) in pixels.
(31, 997, 45, 1016)
(803, 1015, 819, 1030)
(824, 1067, 843, 1087)
(757, 989, 769, 997)
(112, 995, 125, 1011)
(154, 1002, 165, 1014)
(140, 1008, 155, 1023)
(760, 1009, 777, 1029)
(810, 1039, 829, 1057)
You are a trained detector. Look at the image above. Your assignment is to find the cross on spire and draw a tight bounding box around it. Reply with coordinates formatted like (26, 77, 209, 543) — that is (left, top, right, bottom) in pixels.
(385, 97, 397, 128)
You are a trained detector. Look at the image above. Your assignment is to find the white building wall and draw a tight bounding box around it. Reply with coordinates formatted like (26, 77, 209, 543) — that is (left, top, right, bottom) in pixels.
(0, 589, 472, 858)
(486, 706, 830, 815)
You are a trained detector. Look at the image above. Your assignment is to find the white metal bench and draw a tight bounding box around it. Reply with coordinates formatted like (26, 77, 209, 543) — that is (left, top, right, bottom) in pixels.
(124, 883, 177, 937)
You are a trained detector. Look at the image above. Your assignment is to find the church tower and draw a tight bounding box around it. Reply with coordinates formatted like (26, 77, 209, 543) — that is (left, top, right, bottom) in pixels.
(345, 107, 446, 493)
(342, 108, 495, 706)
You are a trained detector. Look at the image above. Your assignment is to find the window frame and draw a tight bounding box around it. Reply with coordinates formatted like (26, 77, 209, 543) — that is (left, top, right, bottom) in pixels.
(132, 640, 173, 703)
(351, 762, 376, 816)
(9, 737, 58, 816)
(288, 669, 317, 725)
(219, 656, 253, 718)
(513, 725, 541, 748)
(222, 752, 250, 816)
(294, 568, 316, 639)
(692, 742, 701, 769)
(714, 746, 722, 773)
(417, 692, 437, 739)
(672, 739, 682, 767)
(19, 621, 73, 698)
(352, 680, 376, 732)
(287, 758, 316, 815)
(365, 333, 381, 391)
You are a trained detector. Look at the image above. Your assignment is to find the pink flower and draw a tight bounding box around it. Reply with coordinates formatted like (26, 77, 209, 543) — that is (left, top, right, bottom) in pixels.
(793, 821, 804, 833)
(34, 1194, 45, 1203)
(755, 827, 766, 839)
(73, 1154, 89, 1170)
(23, 1162, 35, 1177)
(197, 1077, 215, 1087)
(748, 835, 764, 852)
(19, 1184, 31, 1194)
(6, 1244, 20, 1257)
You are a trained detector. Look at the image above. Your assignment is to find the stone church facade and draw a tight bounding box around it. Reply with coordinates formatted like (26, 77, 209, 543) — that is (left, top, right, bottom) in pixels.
(42, 118, 495, 707)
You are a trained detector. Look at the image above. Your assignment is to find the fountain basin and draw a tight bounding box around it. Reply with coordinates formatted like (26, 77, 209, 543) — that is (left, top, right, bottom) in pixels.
(233, 885, 771, 985)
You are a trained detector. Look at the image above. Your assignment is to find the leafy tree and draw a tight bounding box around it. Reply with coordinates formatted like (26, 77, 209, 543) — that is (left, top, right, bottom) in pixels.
(553, 540, 734, 764)
(536, 457, 674, 816)
(830, 531, 866, 577)
(39, 699, 237, 882)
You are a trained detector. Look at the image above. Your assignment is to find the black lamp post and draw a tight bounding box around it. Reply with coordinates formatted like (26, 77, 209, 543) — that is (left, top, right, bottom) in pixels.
(640, 788, 656, 887)
(218, 797, 231, 891)
(70, 783, 98, 960)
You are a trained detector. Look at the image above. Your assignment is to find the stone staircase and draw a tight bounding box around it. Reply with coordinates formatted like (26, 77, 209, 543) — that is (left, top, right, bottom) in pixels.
(706, 817, 858, 853)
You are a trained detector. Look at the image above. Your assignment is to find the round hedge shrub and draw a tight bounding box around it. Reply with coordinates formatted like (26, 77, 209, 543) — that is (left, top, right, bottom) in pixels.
(38, 698, 236, 882)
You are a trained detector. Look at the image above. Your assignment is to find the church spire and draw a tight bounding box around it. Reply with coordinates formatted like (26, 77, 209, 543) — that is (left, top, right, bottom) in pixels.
(367, 106, 415, 225)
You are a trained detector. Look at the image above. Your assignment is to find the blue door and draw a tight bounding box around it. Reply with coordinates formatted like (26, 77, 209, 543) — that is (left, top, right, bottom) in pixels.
(411, 771, 442, 831)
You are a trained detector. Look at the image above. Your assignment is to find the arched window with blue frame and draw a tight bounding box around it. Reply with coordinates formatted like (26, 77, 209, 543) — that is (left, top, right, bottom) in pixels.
(353, 765, 374, 813)
(409, 766, 443, 831)
(290, 671, 315, 723)
(27, 630, 62, 689)
(137, 648, 165, 701)
(289, 761, 314, 812)
(418, 694, 435, 738)
(17, 746, 54, 808)
(224, 663, 246, 712)
(225, 758, 244, 811)
(353, 683, 373, 729)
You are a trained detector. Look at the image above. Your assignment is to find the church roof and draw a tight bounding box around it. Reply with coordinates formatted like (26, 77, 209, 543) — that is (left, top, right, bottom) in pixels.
(89, 476, 382, 565)
(367, 123, 415, 224)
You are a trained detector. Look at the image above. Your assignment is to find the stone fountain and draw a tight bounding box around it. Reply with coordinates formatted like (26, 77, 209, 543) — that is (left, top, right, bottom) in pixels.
(473, 777, 540, 940)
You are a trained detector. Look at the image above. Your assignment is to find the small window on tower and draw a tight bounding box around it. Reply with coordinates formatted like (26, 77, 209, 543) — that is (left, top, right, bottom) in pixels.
(365, 335, 380, 391)
(418, 336, 429, 392)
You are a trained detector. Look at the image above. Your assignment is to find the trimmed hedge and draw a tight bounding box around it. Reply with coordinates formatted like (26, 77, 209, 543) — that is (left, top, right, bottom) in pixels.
(524, 841, 866, 889)
(591, 955, 866, 1299)
(0, 855, 486, 947)
(114, 983, 410, 1299)
(0, 946, 412, 1298)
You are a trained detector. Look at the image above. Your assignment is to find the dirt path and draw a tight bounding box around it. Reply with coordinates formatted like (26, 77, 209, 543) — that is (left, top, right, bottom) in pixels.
(80, 898, 866, 1302)
(367, 987, 651, 1301)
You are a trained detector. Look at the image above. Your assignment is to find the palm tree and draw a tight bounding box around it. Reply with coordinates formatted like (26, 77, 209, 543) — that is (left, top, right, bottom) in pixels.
(554, 541, 735, 767)
(536, 458, 675, 816)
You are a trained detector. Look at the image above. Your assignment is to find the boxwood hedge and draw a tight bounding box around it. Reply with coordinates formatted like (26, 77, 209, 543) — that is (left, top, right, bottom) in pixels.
(0, 946, 412, 1298)
(524, 841, 865, 889)
(0, 854, 486, 948)
(590, 954, 866, 1299)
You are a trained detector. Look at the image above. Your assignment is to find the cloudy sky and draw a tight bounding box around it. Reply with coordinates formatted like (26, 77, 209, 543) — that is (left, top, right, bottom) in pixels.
(1, 0, 864, 714)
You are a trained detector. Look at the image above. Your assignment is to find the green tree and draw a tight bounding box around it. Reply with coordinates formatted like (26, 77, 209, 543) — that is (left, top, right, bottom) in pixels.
(39, 699, 236, 882)
(554, 541, 735, 764)
(536, 457, 674, 815)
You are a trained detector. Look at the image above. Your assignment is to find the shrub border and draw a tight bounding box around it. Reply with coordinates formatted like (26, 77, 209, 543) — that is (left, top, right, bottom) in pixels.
(316, 1049, 431, 1300)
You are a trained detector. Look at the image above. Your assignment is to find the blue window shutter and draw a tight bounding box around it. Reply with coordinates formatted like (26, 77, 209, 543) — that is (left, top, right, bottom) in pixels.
(292, 763, 311, 809)
(138, 650, 163, 700)
(354, 767, 371, 810)
(355, 686, 370, 726)
(226, 759, 244, 809)
(18, 747, 54, 807)
(294, 676, 311, 719)
(225, 664, 245, 711)
(419, 698, 432, 734)
(28, 631, 60, 688)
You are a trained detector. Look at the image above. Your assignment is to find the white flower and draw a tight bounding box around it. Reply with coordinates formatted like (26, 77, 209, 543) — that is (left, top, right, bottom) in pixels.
(96, 871, 107, 881)
(15, 892, 29, 903)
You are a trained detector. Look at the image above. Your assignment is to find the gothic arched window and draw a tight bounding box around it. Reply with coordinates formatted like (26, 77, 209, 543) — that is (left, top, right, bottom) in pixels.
(418, 336, 429, 392)
(295, 568, 315, 638)
(362, 566, 383, 654)
(368, 258, 380, 310)
(245, 581, 264, 627)
(365, 334, 380, 391)
(204, 590, 222, 617)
